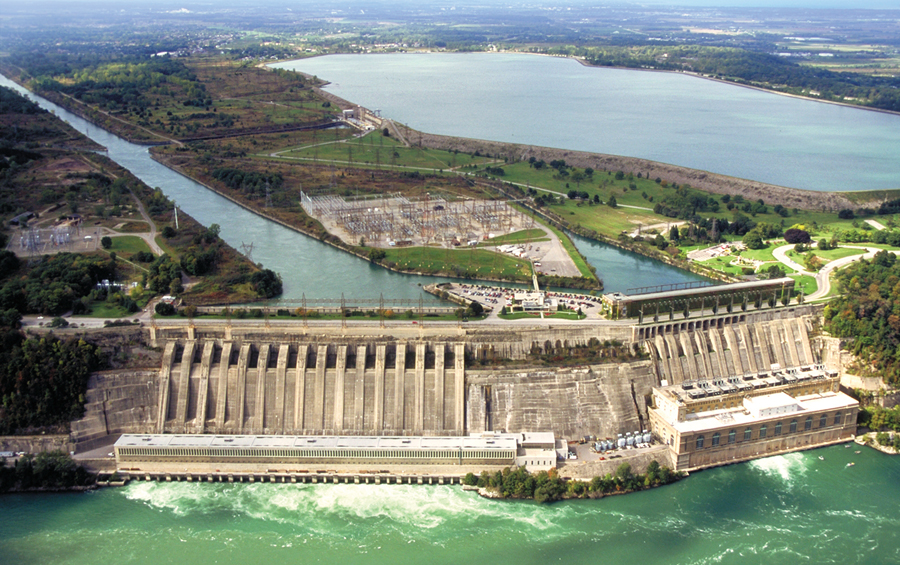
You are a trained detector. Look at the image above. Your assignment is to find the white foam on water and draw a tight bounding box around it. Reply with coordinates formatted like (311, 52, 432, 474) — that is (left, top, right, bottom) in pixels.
(124, 481, 228, 515)
(747, 452, 809, 486)
(120, 482, 569, 540)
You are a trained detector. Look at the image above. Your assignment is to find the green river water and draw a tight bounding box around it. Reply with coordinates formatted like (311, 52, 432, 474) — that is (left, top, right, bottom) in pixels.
(2, 445, 898, 565)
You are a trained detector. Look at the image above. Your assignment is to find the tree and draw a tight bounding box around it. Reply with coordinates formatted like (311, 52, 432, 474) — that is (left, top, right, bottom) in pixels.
(760, 264, 786, 279)
(669, 225, 680, 242)
(155, 302, 175, 316)
(100, 236, 112, 249)
(607, 195, 617, 208)
(784, 228, 811, 244)
(742, 231, 765, 250)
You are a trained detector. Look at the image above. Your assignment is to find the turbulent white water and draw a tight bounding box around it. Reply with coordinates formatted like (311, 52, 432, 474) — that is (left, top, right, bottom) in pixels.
(3, 446, 900, 564)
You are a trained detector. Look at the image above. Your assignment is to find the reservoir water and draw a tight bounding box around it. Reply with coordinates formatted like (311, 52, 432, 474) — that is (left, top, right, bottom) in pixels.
(3, 445, 899, 565)
(0, 74, 703, 298)
(276, 53, 900, 193)
(2, 69, 899, 563)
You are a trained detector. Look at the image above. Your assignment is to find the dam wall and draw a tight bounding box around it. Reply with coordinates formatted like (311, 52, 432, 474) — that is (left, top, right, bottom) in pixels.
(645, 311, 822, 384)
(465, 361, 658, 440)
(70, 370, 159, 450)
(143, 340, 468, 436)
(74, 311, 823, 445)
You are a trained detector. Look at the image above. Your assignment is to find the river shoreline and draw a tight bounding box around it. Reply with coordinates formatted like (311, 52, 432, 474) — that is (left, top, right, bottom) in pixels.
(2, 67, 883, 292)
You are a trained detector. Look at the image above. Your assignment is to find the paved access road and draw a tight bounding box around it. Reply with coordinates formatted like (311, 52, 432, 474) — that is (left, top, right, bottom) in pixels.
(772, 244, 893, 301)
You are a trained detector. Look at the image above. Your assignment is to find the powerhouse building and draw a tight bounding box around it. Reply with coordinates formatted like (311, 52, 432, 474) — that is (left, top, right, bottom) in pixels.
(114, 432, 557, 477)
(649, 365, 858, 471)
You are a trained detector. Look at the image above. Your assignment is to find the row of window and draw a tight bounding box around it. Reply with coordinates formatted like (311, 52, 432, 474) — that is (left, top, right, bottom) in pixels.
(117, 447, 515, 460)
(695, 413, 844, 450)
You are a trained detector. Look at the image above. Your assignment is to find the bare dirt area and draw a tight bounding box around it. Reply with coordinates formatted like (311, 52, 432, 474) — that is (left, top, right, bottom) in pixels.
(399, 125, 866, 213)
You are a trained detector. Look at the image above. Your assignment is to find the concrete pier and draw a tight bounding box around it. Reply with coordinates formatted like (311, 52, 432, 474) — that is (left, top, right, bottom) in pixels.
(194, 341, 214, 433)
(314, 344, 327, 430)
(394, 342, 406, 431)
(155, 342, 175, 434)
(374, 345, 385, 432)
(235, 344, 250, 432)
(274, 344, 289, 433)
(354, 345, 366, 432)
(414, 342, 425, 433)
(255, 344, 269, 433)
(333, 345, 347, 432)
(294, 344, 307, 432)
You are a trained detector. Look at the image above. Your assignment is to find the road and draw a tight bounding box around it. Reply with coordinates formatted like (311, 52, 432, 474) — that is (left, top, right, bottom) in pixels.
(771, 244, 889, 301)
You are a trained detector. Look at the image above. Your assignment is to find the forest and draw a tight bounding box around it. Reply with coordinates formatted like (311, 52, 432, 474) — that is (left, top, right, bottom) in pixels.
(0, 310, 103, 434)
(825, 250, 900, 386)
(562, 45, 900, 113)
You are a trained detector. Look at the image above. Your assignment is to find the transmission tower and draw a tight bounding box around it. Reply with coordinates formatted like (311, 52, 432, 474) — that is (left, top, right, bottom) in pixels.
(240, 241, 255, 263)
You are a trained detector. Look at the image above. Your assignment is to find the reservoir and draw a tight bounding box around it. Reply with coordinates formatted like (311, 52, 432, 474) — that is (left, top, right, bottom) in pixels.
(3, 445, 899, 564)
(276, 53, 900, 193)
(2, 70, 899, 564)
(0, 74, 704, 298)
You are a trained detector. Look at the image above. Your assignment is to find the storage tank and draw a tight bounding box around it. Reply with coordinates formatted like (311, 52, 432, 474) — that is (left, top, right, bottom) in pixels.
(643, 432, 652, 444)
(617, 436, 626, 449)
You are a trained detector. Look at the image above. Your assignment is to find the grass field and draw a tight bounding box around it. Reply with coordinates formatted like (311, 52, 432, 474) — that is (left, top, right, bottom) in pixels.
(789, 274, 818, 296)
(385, 246, 533, 279)
(480, 229, 549, 246)
(280, 131, 497, 171)
(498, 310, 586, 321)
(110, 235, 153, 256)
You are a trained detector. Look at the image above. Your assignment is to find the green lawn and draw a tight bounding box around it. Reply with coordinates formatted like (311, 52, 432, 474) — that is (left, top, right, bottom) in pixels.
(812, 246, 873, 261)
(480, 229, 549, 246)
(697, 255, 747, 277)
(789, 274, 818, 296)
(85, 300, 137, 319)
(498, 310, 586, 321)
(738, 246, 779, 262)
(385, 246, 533, 279)
(110, 235, 153, 256)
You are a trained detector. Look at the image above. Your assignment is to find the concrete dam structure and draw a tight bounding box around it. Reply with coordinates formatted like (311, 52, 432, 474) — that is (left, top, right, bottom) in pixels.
(73, 306, 829, 453)
(643, 311, 820, 386)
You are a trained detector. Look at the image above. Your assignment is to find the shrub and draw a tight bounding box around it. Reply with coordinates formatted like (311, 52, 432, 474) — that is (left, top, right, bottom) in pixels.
(783, 228, 811, 244)
(155, 302, 175, 316)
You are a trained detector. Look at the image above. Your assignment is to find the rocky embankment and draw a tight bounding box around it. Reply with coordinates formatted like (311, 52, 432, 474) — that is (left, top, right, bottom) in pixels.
(396, 124, 861, 213)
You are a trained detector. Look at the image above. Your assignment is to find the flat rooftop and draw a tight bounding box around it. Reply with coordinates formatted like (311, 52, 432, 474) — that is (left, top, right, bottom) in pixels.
(115, 434, 520, 451)
(668, 391, 858, 434)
